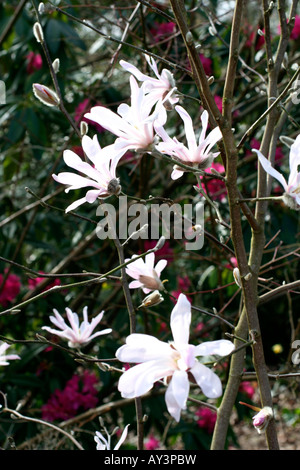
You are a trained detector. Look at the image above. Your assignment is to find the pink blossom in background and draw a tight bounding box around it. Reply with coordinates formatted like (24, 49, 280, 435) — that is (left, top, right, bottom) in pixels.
(74, 98, 105, 133)
(171, 275, 192, 303)
(144, 239, 174, 261)
(26, 51, 43, 74)
(277, 15, 300, 40)
(239, 381, 256, 400)
(248, 138, 284, 165)
(199, 162, 227, 202)
(28, 272, 61, 291)
(196, 407, 217, 434)
(186, 54, 212, 76)
(290, 15, 300, 39)
(145, 434, 160, 450)
(41, 371, 99, 422)
(0, 270, 21, 307)
(150, 21, 176, 42)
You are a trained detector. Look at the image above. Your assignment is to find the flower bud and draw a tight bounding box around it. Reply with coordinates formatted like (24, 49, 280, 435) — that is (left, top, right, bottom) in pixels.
(32, 84, 60, 107)
(233, 267, 242, 288)
(252, 406, 273, 434)
(52, 58, 60, 74)
(138, 290, 164, 308)
(33, 22, 44, 43)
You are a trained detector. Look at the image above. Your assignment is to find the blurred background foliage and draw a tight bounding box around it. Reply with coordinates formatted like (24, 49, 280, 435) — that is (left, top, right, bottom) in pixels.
(0, 0, 299, 450)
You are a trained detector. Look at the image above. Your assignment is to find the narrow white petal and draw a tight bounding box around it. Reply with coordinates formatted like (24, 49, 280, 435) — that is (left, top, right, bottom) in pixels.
(191, 362, 222, 398)
(194, 339, 235, 357)
(253, 149, 288, 191)
(170, 294, 191, 345)
(165, 370, 189, 422)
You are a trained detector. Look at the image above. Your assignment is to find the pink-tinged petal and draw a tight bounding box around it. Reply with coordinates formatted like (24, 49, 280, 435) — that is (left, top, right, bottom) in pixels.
(85, 189, 102, 203)
(154, 259, 167, 275)
(289, 134, 300, 175)
(170, 294, 191, 345)
(52, 172, 100, 191)
(81, 134, 102, 165)
(199, 110, 209, 144)
(128, 280, 143, 289)
(120, 60, 150, 82)
(118, 360, 174, 398)
(145, 252, 155, 269)
(171, 168, 184, 180)
(253, 149, 288, 191)
(190, 362, 222, 398)
(165, 369, 189, 421)
(65, 197, 87, 213)
(194, 339, 235, 357)
(63, 149, 103, 182)
(175, 105, 197, 154)
(116, 333, 172, 363)
(114, 424, 130, 450)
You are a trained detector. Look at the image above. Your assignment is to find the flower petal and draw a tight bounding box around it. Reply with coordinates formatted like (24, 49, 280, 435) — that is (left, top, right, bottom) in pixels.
(190, 362, 222, 398)
(194, 339, 235, 357)
(165, 370, 189, 422)
(170, 294, 191, 345)
(253, 149, 288, 191)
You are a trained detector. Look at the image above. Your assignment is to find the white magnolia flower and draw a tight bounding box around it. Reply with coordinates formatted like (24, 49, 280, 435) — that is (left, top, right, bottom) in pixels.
(0, 342, 20, 366)
(94, 424, 129, 450)
(125, 252, 167, 294)
(84, 76, 163, 153)
(42, 306, 112, 348)
(120, 55, 179, 112)
(52, 134, 125, 213)
(155, 106, 222, 180)
(253, 134, 300, 209)
(116, 294, 235, 422)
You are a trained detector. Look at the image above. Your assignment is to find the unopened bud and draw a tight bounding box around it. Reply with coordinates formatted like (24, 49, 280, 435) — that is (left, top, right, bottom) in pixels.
(38, 2, 45, 14)
(185, 31, 194, 45)
(138, 290, 164, 309)
(52, 58, 60, 73)
(252, 406, 273, 434)
(32, 84, 60, 107)
(33, 22, 44, 43)
(233, 267, 242, 288)
(80, 121, 88, 136)
(207, 76, 214, 85)
(153, 236, 165, 252)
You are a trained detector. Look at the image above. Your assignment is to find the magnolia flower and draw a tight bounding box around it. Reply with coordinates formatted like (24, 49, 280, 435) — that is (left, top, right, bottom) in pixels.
(32, 83, 60, 107)
(155, 106, 223, 180)
(52, 134, 125, 213)
(120, 55, 179, 111)
(0, 342, 20, 366)
(42, 306, 112, 348)
(125, 252, 167, 294)
(94, 424, 129, 450)
(252, 134, 300, 209)
(84, 76, 163, 153)
(116, 294, 235, 422)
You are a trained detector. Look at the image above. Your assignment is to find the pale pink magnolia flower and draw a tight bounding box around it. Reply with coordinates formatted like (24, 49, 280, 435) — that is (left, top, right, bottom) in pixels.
(155, 106, 222, 180)
(116, 294, 235, 422)
(125, 252, 167, 294)
(120, 55, 179, 113)
(94, 424, 130, 450)
(84, 76, 163, 153)
(52, 134, 125, 213)
(0, 342, 20, 366)
(42, 306, 112, 348)
(252, 134, 300, 209)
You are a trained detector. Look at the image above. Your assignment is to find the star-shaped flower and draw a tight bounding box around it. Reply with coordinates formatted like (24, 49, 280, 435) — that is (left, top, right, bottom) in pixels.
(42, 306, 112, 348)
(125, 252, 167, 294)
(253, 134, 300, 209)
(52, 134, 125, 213)
(155, 106, 222, 180)
(0, 342, 20, 366)
(116, 294, 234, 422)
(84, 76, 164, 153)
